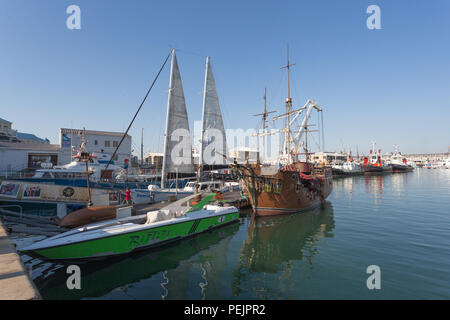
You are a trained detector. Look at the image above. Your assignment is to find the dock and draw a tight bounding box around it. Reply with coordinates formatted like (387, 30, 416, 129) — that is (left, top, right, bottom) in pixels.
(0, 219, 40, 300)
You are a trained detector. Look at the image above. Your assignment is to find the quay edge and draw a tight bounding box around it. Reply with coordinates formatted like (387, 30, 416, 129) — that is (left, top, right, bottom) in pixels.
(0, 219, 41, 300)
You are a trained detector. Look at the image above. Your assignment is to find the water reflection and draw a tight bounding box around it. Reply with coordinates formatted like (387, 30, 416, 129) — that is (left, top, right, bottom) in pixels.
(391, 172, 409, 197)
(33, 222, 240, 300)
(365, 175, 384, 200)
(232, 203, 335, 297)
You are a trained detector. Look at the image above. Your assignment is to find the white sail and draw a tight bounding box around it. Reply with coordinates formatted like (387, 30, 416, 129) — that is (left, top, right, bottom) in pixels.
(161, 50, 193, 186)
(200, 56, 227, 166)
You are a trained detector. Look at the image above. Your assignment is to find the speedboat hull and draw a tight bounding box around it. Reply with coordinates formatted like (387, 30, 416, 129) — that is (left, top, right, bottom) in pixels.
(20, 203, 239, 261)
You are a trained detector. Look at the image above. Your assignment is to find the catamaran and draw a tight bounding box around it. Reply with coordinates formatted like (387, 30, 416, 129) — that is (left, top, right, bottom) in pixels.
(136, 50, 232, 203)
(20, 193, 239, 261)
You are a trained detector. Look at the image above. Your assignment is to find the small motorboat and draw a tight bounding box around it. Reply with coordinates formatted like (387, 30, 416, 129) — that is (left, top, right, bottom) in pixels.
(20, 193, 239, 261)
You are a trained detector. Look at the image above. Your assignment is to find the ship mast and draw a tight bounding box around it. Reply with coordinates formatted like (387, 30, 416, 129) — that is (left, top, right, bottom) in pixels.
(253, 88, 275, 164)
(281, 43, 295, 163)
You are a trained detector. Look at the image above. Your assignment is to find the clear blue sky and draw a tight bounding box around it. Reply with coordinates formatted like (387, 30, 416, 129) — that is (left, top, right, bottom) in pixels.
(1, 0, 449, 155)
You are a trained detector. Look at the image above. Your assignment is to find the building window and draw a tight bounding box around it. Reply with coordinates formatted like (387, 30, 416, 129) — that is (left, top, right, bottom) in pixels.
(28, 154, 58, 169)
(94, 140, 98, 145)
(105, 141, 110, 147)
(113, 141, 118, 147)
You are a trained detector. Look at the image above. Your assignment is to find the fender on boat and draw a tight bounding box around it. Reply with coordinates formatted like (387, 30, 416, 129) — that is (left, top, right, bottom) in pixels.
(58, 206, 117, 228)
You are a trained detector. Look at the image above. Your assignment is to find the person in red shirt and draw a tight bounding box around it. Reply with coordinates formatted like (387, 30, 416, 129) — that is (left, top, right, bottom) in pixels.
(125, 188, 132, 205)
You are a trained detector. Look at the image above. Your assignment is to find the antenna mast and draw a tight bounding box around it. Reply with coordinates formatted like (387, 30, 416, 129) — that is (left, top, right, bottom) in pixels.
(141, 128, 144, 166)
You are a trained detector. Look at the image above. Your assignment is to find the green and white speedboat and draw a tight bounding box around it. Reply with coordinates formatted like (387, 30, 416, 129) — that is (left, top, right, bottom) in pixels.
(20, 193, 239, 261)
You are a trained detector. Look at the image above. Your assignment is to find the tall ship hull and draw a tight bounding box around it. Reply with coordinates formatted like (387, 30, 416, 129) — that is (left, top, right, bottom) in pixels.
(234, 162, 333, 216)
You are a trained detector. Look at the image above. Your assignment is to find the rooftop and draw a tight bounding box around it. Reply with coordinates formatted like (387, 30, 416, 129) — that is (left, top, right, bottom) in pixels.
(0, 141, 60, 151)
(61, 128, 131, 138)
(0, 117, 12, 124)
(17, 132, 48, 143)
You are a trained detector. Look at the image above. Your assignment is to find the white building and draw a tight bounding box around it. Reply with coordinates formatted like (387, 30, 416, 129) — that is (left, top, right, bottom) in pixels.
(229, 147, 260, 164)
(0, 142, 61, 173)
(59, 128, 132, 166)
(311, 151, 348, 165)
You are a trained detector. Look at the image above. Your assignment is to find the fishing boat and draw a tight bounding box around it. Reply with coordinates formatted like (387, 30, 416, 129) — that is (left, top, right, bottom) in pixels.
(388, 145, 413, 172)
(20, 193, 239, 261)
(232, 45, 333, 216)
(361, 141, 392, 173)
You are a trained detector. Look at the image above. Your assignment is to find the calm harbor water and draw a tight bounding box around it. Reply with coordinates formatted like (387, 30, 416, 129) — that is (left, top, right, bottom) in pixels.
(29, 169, 450, 299)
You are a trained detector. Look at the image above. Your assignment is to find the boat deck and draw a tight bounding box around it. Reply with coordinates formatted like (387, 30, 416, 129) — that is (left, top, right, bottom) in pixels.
(133, 190, 249, 215)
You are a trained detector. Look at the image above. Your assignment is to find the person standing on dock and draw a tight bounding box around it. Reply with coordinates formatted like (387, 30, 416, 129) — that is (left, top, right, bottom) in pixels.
(125, 188, 132, 205)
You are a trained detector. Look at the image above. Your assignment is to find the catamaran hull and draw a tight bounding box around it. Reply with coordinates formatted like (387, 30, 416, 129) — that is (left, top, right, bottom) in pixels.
(21, 211, 239, 261)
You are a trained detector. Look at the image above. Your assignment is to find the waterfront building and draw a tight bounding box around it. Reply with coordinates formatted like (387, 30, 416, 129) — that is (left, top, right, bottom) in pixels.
(229, 147, 260, 164)
(0, 118, 48, 144)
(144, 152, 164, 169)
(311, 151, 347, 165)
(59, 128, 131, 166)
(0, 118, 57, 174)
(0, 141, 61, 174)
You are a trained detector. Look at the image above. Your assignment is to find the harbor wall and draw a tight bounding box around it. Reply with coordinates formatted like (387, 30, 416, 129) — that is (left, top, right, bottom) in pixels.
(0, 219, 40, 300)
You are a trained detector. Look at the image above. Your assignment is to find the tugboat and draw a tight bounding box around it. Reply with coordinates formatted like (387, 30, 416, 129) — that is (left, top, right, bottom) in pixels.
(388, 145, 413, 172)
(232, 45, 333, 216)
(361, 141, 392, 173)
(331, 152, 362, 177)
(341, 153, 362, 175)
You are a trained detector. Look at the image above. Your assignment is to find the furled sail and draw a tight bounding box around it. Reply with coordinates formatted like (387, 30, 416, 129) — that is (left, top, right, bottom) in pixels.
(161, 50, 193, 185)
(200, 56, 227, 166)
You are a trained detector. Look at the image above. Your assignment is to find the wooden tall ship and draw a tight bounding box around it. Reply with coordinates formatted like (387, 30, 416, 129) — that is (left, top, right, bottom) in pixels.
(232, 45, 333, 216)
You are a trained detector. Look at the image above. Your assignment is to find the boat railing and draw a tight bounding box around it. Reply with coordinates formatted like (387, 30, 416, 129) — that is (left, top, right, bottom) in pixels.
(0, 205, 24, 219)
(0, 169, 29, 180)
